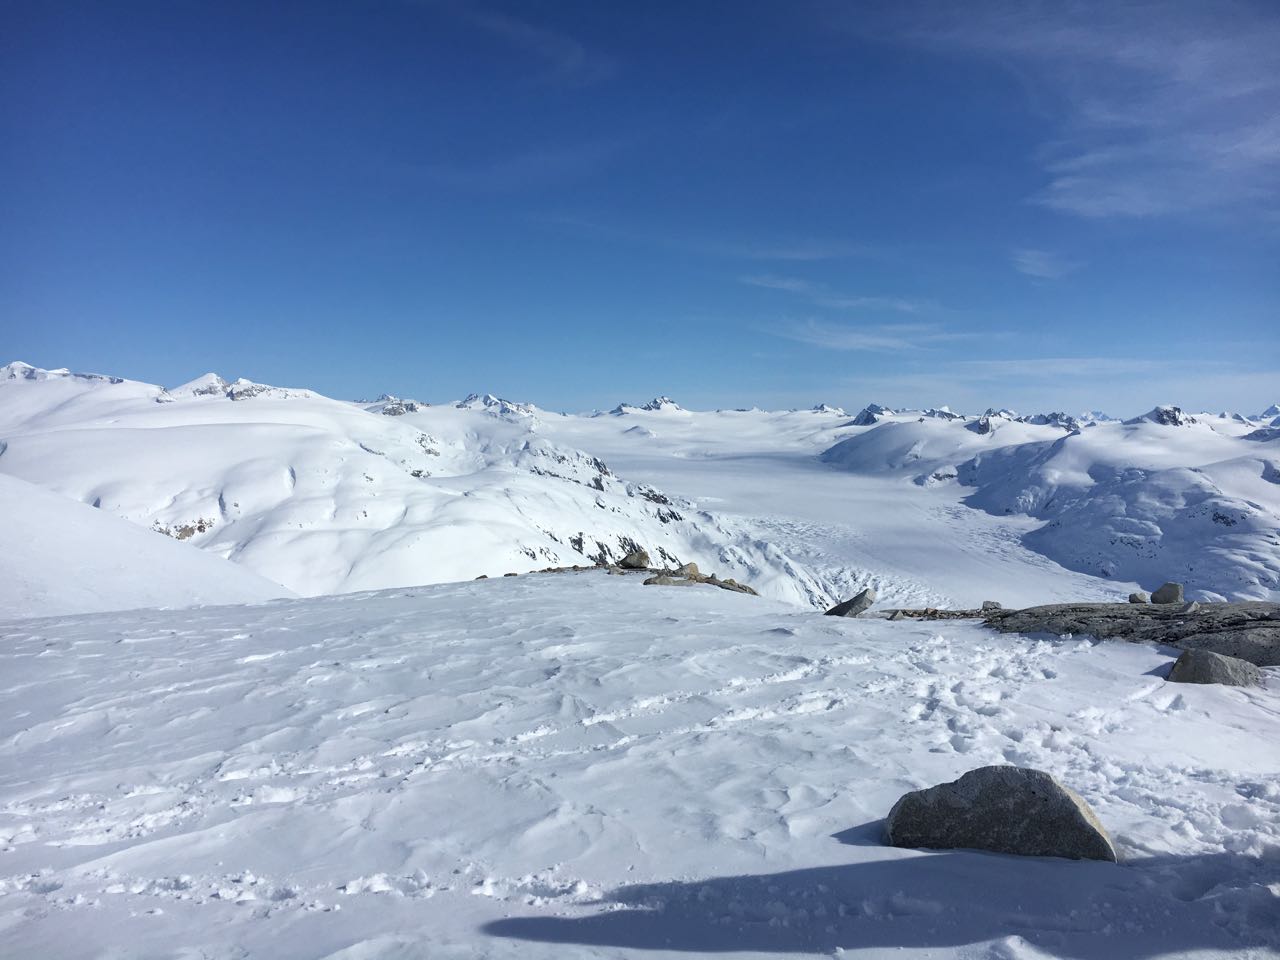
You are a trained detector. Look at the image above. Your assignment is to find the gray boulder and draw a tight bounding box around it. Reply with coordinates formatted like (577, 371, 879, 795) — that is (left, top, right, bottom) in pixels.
(1128, 592, 1149, 604)
(675, 562, 700, 578)
(1151, 582, 1185, 604)
(619, 548, 650, 570)
(883, 766, 1117, 862)
(981, 600, 1003, 612)
(1168, 649, 1262, 687)
(825, 587, 876, 618)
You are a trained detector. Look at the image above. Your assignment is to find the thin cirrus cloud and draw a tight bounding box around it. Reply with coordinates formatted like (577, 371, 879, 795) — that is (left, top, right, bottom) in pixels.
(1011, 248, 1082, 279)
(417, 138, 627, 192)
(773, 318, 979, 353)
(863, 3, 1280, 220)
(447, 4, 617, 85)
(740, 274, 923, 313)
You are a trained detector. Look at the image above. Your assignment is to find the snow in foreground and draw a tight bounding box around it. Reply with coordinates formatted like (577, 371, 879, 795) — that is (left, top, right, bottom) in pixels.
(1, 574, 1276, 959)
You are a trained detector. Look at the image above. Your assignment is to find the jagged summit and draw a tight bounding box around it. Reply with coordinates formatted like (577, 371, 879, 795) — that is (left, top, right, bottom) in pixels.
(166, 373, 311, 401)
(810, 403, 846, 416)
(640, 396, 683, 412)
(609, 396, 685, 416)
(850, 403, 894, 426)
(1259, 403, 1280, 420)
(362, 394, 423, 416)
(454, 393, 536, 418)
(1126, 405, 1199, 427)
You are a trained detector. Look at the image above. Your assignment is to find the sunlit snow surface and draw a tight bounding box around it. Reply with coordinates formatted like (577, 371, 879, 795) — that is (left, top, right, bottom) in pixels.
(1, 574, 1277, 959)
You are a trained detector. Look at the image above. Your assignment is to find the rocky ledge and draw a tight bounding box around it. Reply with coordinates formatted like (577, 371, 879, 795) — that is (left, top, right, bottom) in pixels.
(983, 602, 1280, 667)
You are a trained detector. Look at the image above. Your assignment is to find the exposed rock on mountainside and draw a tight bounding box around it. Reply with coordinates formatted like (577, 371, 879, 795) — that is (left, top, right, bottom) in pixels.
(454, 393, 537, 419)
(850, 403, 893, 426)
(0, 364, 829, 605)
(883, 766, 1117, 862)
(984, 601, 1280, 666)
(1126, 405, 1197, 427)
(363, 394, 423, 416)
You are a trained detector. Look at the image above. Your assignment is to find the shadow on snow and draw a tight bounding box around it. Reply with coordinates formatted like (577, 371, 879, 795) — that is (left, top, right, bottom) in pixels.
(484, 829, 1279, 958)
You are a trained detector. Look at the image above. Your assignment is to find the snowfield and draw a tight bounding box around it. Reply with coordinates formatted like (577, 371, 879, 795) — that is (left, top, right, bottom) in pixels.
(2, 363, 1277, 613)
(0, 473, 292, 618)
(1, 573, 1277, 959)
(2, 363, 1279, 958)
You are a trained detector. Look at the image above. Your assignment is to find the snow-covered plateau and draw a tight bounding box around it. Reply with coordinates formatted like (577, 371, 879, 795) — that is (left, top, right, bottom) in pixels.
(1, 362, 1278, 958)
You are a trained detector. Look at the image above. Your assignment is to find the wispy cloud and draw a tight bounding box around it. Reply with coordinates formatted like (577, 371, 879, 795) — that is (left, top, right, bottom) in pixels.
(953, 356, 1161, 379)
(705, 239, 872, 261)
(537, 214, 875, 262)
(418, 138, 625, 192)
(773, 318, 977, 353)
(859, 3, 1280, 220)
(452, 6, 616, 85)
(741, 274, 923, 313)
(1011, 248, 1081, 279)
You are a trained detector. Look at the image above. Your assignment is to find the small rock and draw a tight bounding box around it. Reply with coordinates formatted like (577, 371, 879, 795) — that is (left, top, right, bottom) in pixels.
(675, 562, 699, 578)
(474, 575, 488, 580)
(619, 548, 650, 570)
(1167, 649, 1262, 687)
(981, 600, 1003, 612)
(888, 610, 906, 621)
(503, 572, 518, 577)
(883, 765, 1117, 862)
(1128, 592, 1149, 604)
(825, 587, 876, 618)
(1179, 601, 1201, 615)
(1151, 582, 1184, 604)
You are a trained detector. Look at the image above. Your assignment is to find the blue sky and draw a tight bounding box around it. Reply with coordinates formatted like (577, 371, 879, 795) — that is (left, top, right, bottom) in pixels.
(2, 0, 1277, 415)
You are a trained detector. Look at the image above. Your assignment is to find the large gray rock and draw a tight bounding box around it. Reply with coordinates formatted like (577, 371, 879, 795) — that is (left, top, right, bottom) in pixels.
(1128, 592, 1149, 604)
(618, 548, 650, 570)
(984, 601, 1280, 667)
(825, 587, 876, 618)
(1168, 649, 1262, 687)
(883, 766, 1117, 862)
(1151, 582, 1184, 604)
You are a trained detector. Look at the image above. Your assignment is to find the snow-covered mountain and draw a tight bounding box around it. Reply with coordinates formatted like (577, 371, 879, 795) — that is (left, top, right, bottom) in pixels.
(0, 364, 826, 606)
(2, 362, 1277, 608)
(0, 472, 292, 618)
(818, 406, 1279, 599)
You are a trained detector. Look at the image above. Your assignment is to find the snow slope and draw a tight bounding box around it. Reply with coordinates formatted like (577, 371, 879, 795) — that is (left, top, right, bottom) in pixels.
(0, 473, 292, 619)
(957, 418, 1280, 599)
(0, 365, 827, 607)
(0, 573, 1276, 958)
(4, 362, 1277, 609)
(540, 405, 1141, 609)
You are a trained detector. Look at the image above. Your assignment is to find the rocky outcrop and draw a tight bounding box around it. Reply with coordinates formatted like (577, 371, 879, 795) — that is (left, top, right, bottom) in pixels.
(618, 548, 651, 570)
(883, 766, 1117, 862)
(825, 588, 876, 618)
(1151, 582, 1185, 604)
(984, 601, 1280, 666)
(1167, 649, 1263, 687)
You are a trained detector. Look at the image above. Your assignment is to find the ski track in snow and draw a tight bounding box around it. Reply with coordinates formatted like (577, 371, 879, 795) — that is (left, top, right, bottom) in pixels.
(1, 574, 1276, 959)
